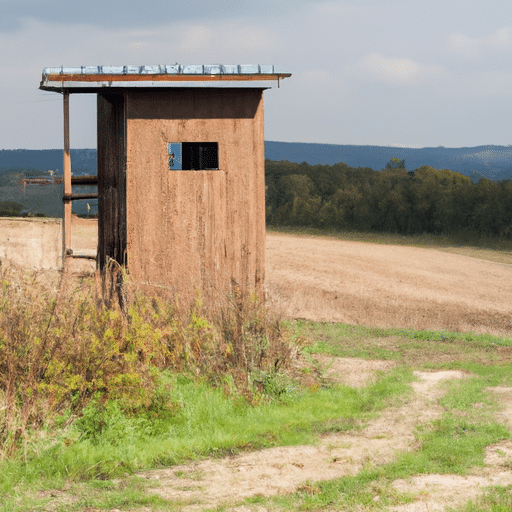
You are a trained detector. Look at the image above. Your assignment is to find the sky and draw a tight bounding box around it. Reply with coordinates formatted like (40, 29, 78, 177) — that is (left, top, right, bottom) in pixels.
(1, 0, 512, 150)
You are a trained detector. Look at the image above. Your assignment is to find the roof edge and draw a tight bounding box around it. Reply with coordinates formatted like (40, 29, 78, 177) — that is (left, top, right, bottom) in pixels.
(42, 64, 291, 76)
(40, 64, 291, 92)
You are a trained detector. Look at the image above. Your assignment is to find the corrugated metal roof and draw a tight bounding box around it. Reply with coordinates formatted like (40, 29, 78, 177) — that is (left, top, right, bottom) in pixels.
(40, 64, 291, 92)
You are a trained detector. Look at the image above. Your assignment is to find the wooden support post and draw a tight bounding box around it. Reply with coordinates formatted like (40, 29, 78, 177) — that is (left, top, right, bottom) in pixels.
(63, 90, 72, 259)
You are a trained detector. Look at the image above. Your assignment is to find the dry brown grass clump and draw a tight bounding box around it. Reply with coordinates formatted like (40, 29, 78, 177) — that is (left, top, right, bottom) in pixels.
(0, 262, 306, 458)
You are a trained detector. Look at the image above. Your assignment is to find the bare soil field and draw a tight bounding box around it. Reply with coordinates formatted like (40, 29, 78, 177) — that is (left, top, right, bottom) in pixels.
(266, 232, 512, 337)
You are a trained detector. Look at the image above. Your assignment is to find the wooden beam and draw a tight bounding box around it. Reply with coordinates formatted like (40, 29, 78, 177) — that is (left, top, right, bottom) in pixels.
(63, 90, 72, 260)
(62, 193, 98, 201)
(71, 175, 98, 185)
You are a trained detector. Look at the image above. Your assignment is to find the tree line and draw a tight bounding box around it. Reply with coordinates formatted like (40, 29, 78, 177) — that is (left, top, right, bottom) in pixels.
(265, 159, 512, 239)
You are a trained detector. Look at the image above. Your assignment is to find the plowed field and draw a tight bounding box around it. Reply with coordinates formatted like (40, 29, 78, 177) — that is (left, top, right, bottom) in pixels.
(265, 232, 512, 336)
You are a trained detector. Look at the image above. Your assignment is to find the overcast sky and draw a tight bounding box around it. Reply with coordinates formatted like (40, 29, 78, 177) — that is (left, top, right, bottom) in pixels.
(1, 0, 512, 149)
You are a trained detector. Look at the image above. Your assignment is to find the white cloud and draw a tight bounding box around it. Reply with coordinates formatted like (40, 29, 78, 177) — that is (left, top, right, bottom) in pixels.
(449, 33, 483, 59)
(448, 26, 512, 59)
(176, 22, 275, 58)
(492, 26, 512, 46)
(461, 70, 512, 97)
(360, 53, 443, 85)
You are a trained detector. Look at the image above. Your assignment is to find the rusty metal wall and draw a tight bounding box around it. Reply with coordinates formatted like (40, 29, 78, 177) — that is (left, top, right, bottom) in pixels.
(124, 88, 266, 300)
(97, 92, 127, 269)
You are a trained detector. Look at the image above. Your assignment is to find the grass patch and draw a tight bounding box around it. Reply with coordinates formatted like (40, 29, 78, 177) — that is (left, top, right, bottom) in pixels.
(398, 416, 509, 475)
(384, 328, 512, 346)
(439, 377, 497, 411)
(301, 320, 512, 367)
(286, 467, 414, 511)
(451, 485, 512, 511)
(2, 476, 176, 512)
(0, 367, 412, 502)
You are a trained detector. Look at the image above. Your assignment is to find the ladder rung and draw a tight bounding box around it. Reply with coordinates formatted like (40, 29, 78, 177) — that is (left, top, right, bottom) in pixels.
(71, 175, 98, 185)
(65, 249, 97, 260)
(62, 193, 99, 201)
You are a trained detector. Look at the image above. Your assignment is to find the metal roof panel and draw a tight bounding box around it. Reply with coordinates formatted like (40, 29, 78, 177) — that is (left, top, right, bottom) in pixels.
(239, 64, 260, 74)
(164, 64, 180, 74)
(221, 65, 239, 74)
(204, 64, 222, 75)
(83, 66, 101, 74)
(40, 63, 291, 92)
(181, 64, 204, 74)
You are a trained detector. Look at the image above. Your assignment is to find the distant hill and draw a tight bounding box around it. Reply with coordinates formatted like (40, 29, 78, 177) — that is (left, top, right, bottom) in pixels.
(1, 143, 512, 182)
(264, 142, 512, 182)
(0, 149, 96, 175)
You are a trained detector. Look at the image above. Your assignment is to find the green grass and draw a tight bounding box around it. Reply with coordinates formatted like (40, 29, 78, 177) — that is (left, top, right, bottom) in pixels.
(301, 320, 512, 367)
(0, 367, 412, 508)
(5, 319, 512, 511)
(2, 477, 176, 512)
(450, 485, 512, 511)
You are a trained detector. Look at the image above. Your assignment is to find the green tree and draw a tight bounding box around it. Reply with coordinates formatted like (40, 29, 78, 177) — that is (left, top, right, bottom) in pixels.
(0, 201, 24, 217)
(278, 174, 315, 203)
(385, 157, 406, 170)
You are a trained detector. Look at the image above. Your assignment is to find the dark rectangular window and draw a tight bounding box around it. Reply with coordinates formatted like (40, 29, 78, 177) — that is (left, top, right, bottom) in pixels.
(168, 142, 219, 170)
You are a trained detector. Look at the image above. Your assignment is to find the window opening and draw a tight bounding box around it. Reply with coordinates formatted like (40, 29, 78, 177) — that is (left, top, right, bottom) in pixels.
(168, 142, 218, 170)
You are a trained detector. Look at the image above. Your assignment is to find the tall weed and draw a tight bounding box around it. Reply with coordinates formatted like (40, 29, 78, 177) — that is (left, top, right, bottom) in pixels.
(0, 263, 305, 459)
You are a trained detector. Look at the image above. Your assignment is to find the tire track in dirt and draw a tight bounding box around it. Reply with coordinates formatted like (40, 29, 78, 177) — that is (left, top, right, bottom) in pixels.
(387, 386, 512, 512)
(136, 367, 467, 511)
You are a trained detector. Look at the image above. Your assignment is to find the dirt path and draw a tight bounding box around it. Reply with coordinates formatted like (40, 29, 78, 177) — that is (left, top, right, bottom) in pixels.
(135, 364, 512, 511)
(266, 233, 512, 336)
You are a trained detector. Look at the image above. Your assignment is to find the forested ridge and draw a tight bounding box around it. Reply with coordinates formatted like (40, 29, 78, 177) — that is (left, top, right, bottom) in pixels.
(265, 159, 512, 239)
(1, 157, 512, 237)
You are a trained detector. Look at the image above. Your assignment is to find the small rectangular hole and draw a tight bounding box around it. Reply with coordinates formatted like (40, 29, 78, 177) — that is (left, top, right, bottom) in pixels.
(168, 142, 218, 170)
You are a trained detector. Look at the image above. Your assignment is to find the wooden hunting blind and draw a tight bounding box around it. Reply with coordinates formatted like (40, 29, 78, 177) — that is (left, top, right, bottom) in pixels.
(40, 64, 291, 297)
